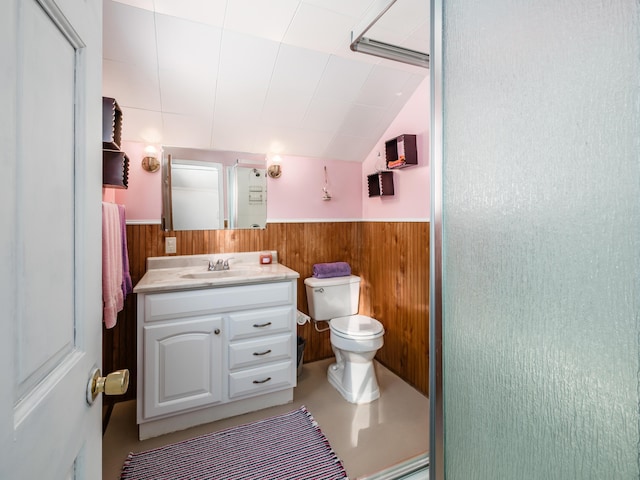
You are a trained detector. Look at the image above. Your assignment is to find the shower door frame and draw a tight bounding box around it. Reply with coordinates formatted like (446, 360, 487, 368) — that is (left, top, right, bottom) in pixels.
(429, 0, 444, 478)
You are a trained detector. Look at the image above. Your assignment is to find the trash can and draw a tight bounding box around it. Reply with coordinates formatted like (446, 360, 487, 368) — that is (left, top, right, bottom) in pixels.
(297, 336, 306, 377)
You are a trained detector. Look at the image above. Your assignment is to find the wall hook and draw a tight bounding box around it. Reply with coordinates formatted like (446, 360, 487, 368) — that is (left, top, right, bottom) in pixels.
(322, 166, 332, 200)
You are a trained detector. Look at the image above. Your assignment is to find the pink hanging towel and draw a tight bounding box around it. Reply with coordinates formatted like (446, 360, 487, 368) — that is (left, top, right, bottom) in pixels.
(118, 204, 133, 298)
(102, 202, 123, 329)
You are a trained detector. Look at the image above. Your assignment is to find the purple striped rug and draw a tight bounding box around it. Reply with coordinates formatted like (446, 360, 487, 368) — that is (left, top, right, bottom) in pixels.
(120, 406, 348, 480)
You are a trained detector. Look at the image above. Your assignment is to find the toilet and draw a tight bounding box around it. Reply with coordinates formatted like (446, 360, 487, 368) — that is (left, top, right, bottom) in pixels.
(304, 275, 385, 404)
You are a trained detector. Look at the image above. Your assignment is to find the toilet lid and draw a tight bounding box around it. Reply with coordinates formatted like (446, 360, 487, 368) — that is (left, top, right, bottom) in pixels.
(331, 315, 384, 337)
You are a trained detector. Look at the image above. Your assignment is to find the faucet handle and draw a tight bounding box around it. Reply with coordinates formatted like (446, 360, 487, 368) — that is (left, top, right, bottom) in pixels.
(223, 257, 235, 270)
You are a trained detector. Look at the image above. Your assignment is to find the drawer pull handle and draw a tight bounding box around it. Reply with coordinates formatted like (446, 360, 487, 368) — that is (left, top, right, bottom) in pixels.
(253, 322, 272, 328)
(252, 377, 272, 384)
(253, 349, 272, 356)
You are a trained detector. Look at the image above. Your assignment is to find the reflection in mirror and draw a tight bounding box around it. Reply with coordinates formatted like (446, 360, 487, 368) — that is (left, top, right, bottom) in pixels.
(161, 147, 267, 231)
(170, 159, 224, 230)
(228, 163, 267, 229)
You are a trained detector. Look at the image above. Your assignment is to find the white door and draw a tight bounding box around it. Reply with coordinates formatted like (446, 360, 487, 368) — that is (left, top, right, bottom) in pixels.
(0, 0, 103, 478)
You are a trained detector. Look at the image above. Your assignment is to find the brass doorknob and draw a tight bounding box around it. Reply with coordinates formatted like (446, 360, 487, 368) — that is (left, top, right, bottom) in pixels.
(86, 368, 129, 404)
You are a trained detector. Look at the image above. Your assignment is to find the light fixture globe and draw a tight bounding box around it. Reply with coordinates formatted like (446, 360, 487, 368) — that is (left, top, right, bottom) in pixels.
(142, 155, 160, 172)
(267, 163, 282, 178)
(142, 145, 160, 172)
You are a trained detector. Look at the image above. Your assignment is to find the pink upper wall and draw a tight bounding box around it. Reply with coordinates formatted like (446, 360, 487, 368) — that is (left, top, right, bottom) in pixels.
(361, 76, 430, 220)
(106, 143, 363, 223)
(105, 75, 429, 224)
(111, 141, 162, 222)
(102, 188, 116, 203)
(267, 155, 362, 221)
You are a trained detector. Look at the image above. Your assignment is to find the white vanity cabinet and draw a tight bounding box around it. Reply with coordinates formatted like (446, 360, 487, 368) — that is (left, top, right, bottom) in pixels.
(136, 277, 298, 440)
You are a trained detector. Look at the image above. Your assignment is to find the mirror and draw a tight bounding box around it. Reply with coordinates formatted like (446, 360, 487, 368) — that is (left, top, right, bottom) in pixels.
(161, 146, 267, 231)
(227, 164, 267, 229)
(167, 159, 225, 230)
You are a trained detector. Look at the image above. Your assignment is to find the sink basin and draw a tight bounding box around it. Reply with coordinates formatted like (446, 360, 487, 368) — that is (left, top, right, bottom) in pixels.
(181, 266, 264, 280)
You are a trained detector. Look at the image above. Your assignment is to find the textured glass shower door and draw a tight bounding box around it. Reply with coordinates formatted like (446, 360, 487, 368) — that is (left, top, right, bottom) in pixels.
(430, 0, 640, 478)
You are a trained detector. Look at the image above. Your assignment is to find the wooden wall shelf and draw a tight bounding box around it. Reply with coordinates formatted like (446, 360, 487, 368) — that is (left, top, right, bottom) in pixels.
(103, 150, 129, 189)
(102, 97, 122, 151)
(368, 171, 394, 197)
(385, 134, 417, 169)
(102, 96, 128, 188)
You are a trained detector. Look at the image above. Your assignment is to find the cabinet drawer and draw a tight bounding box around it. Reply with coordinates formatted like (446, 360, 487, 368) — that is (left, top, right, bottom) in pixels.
(144, 281, 294, 322)
(228, 361, 293, 399)
(228, 306, 293, 340)
(229, 334, 292, 370)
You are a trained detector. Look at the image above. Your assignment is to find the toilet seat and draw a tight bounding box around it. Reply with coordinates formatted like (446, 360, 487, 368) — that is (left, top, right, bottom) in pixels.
(330, 314, 384, 339)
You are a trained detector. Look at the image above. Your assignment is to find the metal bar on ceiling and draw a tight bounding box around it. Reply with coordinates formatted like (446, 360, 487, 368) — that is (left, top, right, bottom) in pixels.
(350, 0, 429, 69)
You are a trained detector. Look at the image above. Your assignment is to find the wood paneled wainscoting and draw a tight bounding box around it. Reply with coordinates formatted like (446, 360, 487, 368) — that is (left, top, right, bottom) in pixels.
(102, 221, 429, 405)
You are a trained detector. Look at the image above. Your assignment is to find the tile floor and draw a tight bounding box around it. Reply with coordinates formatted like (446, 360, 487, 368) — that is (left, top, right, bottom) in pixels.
(103, 358, 429, 479)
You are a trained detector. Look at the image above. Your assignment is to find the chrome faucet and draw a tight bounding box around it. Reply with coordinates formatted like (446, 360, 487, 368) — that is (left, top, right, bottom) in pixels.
(208, 257, 234, 271)
(208, 259, 224, 271)
(222, 257, 234, 270)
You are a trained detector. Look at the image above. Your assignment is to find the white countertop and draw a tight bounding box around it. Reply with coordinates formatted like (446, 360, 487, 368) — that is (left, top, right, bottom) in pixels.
(133, 251, 300, 294)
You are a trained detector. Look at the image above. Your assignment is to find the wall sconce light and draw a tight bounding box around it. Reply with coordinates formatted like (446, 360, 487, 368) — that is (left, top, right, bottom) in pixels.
(141, 145, 160, 173)
(267, 155, 282, 178)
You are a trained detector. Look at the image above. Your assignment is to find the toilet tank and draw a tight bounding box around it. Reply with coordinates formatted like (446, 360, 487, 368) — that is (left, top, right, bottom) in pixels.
(304, 275, 361, 321)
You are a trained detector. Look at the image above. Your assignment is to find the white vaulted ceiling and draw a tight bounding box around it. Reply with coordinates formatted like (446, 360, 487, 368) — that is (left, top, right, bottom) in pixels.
(102, 0, 429, 162)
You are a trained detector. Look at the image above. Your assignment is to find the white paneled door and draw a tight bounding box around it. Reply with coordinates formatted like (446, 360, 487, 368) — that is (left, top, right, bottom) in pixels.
(0, 0, 103, 478)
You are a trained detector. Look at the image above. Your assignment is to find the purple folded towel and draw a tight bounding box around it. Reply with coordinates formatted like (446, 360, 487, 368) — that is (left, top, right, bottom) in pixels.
(312, 262, 351, 279)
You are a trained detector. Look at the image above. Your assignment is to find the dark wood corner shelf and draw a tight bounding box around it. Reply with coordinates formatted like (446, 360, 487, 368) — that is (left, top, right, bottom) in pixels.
(103, 150, 129, 189)
(367, 171, 394, 197)
(102, 97, 122, 150)
(102, 97, 128, 188)
(385, 134, 417, 169)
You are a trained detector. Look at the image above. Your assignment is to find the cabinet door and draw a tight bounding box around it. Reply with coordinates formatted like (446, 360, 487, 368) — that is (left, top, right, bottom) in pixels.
(143, 316, 223, 419)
